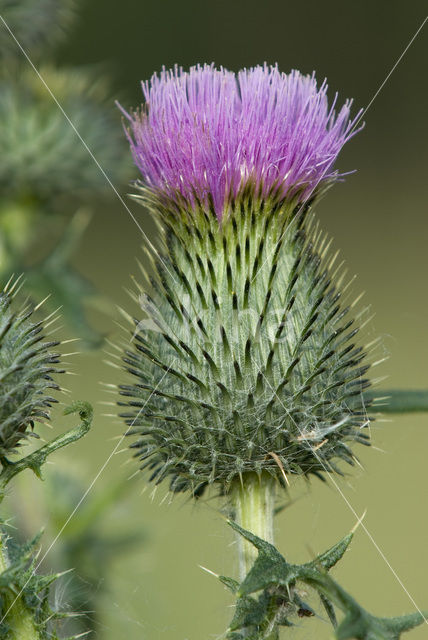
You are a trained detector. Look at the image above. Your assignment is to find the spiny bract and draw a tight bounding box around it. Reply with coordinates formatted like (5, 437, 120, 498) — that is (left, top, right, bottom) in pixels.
(0, 284, 62, 458)
(118, 190, 372, 496)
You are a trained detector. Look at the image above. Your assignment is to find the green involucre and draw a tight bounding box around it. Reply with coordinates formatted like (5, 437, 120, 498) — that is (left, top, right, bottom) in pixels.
(118, 190, 372, 495)
(0, 286, 62, 458)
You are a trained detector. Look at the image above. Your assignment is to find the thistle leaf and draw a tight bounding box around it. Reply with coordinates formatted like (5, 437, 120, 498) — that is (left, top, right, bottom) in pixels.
(228, 520, 353, 597)
(222, 524, 426, 640)
(0, 527, 79, 640)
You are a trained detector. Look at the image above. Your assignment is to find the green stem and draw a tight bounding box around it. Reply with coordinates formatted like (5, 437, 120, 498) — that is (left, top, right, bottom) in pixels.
(364, 389, 428, 413)
(0, 401, 93, 500)
(0, 534, 40, 640)
(231, 472, 278, 639)
(231, 472, 276, 579)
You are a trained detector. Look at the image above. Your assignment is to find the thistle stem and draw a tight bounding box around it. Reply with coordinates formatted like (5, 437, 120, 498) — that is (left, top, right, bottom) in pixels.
(231, 471, 276, 579)
(231, 472, 278, 639)
(0, 533, 41, 640)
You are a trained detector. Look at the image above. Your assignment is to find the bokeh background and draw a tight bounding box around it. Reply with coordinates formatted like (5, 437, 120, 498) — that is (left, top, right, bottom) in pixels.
(2, 0, 428, 638)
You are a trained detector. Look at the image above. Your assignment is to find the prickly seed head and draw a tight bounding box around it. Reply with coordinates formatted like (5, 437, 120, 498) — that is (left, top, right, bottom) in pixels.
(0, 284, 63, 458)
(117, 65, 371, 496)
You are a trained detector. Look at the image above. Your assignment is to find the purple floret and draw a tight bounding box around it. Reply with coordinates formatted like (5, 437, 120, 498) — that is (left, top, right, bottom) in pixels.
(121, 64, 362, 219)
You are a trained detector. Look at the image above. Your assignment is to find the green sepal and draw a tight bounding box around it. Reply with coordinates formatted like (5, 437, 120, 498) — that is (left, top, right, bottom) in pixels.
(0, 0, 75, 59)
(0, 284, 63, 457)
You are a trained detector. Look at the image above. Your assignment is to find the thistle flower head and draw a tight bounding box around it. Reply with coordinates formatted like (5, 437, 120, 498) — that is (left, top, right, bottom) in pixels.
(0, 282, 63, 458)
(118, 64, 371, 497)
(122, 64, 361, 218)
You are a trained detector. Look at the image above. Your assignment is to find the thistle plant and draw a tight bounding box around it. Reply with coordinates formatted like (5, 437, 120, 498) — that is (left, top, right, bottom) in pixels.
(0, 279, 93, 639)
(116, 64, 427, 638)
(10, 470, 144, 638)
(0, 280, 62, 458)
(0, 0, 131, 345)
(0, 0, 75, 59)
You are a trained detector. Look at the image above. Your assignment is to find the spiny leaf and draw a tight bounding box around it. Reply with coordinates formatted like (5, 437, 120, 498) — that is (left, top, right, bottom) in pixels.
(229, 520, 353, 597)
(308, 532, 354, 572)
(321, 578, 428, 640)
(222, 526, 426, 640)
(0, 527, 77, 640)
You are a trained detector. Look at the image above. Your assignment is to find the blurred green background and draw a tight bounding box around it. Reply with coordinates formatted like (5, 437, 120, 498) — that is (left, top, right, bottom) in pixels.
(2, 0, 428, 638)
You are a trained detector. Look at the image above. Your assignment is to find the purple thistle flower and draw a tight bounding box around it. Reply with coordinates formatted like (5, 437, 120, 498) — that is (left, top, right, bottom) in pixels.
(121, 64, 362, 219)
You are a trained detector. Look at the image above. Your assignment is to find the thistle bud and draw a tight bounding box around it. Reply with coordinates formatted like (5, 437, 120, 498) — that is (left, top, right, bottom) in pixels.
(0, 282, 62, 458)
(0, 0, 75, 59)
(117, 64, 371, 497)
(0, 67, 130, 203)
